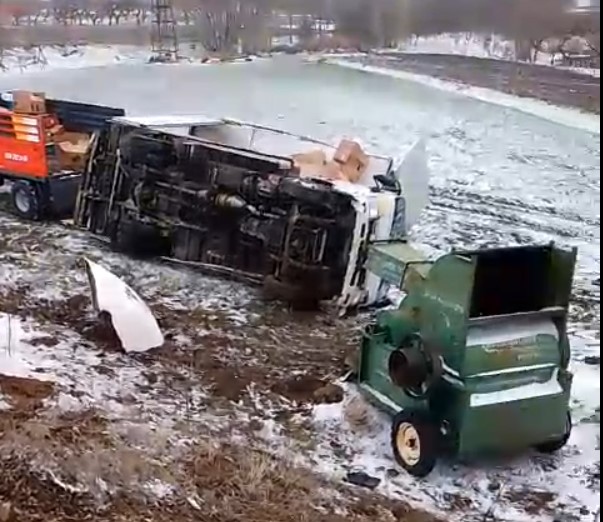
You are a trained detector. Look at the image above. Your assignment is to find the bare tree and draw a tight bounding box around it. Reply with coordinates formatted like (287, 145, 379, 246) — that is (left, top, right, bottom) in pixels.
(332, 0, 407, 49)
(574, 11, 601, 60)
(10, 0, 44, 26)
(195, 0, 242, 53)
(51, 0, 77, 25)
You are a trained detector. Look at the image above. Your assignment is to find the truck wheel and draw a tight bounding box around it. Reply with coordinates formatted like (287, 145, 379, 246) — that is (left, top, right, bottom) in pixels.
(111, 218, 170, 258)
(391, 410, 439, 478)
(535, 412, 573, 454)
(11, 181, 42, 221)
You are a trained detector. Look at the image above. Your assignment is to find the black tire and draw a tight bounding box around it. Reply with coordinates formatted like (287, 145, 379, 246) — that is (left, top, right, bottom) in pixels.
(535, 411, 573, 454)
(391, 410, 439, 478)
(111, 218, 170, 258)
(10, 181, 42, 221)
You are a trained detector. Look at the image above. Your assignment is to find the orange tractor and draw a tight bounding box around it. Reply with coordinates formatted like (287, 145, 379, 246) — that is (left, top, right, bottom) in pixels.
(0, 90, 124, 220)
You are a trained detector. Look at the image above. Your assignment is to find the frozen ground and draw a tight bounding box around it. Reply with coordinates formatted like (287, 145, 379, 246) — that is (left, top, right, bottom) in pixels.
(0, 45, 150, 76)
(329, 58, 600, 134)
(0, 57, 600, 521)
(397, 33, 601, 79)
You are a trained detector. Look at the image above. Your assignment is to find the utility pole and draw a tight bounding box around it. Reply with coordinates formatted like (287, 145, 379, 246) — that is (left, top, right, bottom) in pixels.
(150, 0, 180, 62)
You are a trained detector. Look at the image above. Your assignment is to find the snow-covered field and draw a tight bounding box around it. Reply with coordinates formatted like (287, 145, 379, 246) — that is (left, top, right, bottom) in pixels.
(0, 53, 600, 521)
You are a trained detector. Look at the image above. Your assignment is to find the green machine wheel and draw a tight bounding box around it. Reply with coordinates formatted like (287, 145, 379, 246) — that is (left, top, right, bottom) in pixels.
(391, 410, 439, 478)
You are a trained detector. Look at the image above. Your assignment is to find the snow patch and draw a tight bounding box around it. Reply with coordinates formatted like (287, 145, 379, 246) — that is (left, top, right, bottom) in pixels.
(0, 314, 54, 381)
(0, 45, 149, 77)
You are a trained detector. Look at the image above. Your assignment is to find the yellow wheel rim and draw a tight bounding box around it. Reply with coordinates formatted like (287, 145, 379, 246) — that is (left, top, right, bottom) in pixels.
(396, 422, 421, 467)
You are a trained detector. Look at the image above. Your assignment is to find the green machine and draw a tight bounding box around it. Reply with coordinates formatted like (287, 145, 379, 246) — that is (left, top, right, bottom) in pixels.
(359, 241, 577, 477)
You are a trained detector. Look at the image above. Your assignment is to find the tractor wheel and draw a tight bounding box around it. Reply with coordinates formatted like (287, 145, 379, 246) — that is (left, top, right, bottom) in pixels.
(391, 410, 439, 478)
(535, 411, 573, 454)
(11, 181, 43, 221)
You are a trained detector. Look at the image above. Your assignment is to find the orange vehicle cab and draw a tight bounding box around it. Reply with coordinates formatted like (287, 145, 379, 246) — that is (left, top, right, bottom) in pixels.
(0, 91, 124, 220)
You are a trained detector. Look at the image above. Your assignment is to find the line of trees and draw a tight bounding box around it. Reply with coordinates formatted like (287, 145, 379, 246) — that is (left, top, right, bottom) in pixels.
(6, 0, 150, 26)
(0, 0, 599, 59)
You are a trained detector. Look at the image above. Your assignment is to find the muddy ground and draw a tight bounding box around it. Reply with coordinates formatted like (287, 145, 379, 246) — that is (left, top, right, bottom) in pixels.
(0, 56, 600, 520)
(351, 53, 601, 114)
(0, 210, 445, 522)
(0, 192, 599, 522)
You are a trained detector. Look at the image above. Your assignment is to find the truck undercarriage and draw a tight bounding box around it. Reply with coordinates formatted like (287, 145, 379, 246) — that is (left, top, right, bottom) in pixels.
(75, 120, 364, 304)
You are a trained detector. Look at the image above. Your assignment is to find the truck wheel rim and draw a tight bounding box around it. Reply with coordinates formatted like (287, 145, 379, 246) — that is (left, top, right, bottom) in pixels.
(15, 190, 31, 214)
(397, 423, 421, 466)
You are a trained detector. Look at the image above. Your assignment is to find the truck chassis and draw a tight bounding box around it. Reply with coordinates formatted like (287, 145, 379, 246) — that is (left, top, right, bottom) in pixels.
(75, 119, 366, 304)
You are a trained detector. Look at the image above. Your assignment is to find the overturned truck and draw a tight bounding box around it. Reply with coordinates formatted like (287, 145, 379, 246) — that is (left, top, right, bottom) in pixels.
(74, 116, 429, 308)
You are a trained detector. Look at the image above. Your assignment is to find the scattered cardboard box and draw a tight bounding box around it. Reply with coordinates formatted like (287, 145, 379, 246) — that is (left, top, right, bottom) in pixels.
(292, 150, 328, 166)
(298, 160, 344, 182)
(292, 141, 370, 184)
(54, 131, 92, 172)
(333, 139, 369, 183)
(293, 149, 346, 182)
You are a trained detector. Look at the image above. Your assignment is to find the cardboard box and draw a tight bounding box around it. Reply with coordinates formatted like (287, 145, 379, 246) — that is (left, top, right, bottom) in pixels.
(54, 131, 91, 145)
(298, 160, 345, 182)
(55, 131, 92, 171)
(292, 149, 327, 167)
(333, 139, 369, 182)
(13, 90, 47, 115)
(338, 162, 365, 183)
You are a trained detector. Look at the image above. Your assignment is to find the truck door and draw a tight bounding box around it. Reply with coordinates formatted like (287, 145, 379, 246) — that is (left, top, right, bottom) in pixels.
(393, 138, 430, 235)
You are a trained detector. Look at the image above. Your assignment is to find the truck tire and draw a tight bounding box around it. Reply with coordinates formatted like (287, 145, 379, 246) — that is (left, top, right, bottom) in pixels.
(391, 410, 439, 478)
(535, 411, 573, 454)
(11, 181, 42, 221)
(111, 218, 169, 258)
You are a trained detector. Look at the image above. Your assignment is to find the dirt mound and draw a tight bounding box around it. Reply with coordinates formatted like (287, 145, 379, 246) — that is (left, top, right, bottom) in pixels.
(0, 375, 54, 410)
(0, 432, 441, 522)
(185, 442, 441, 522)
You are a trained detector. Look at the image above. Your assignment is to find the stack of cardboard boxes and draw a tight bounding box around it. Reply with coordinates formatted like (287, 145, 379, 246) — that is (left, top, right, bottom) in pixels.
(12, 90, 92, 172)
(292, 139, 370, 184)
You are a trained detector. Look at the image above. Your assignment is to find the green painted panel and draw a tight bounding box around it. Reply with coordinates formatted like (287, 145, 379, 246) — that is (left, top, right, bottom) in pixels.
(366, 241, 430, 288)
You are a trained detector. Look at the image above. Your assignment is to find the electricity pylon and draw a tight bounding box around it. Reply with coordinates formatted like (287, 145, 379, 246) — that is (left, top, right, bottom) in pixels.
(150, 0, 180, 62)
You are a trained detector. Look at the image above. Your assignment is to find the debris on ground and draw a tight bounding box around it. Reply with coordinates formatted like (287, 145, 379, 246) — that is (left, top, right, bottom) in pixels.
(346, 471, 382, 490)
(84, 258, 164, 354)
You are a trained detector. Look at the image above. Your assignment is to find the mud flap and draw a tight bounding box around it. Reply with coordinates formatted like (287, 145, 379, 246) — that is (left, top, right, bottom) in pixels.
(394, 138, 430, 234)
(47, 174, 82, 219)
